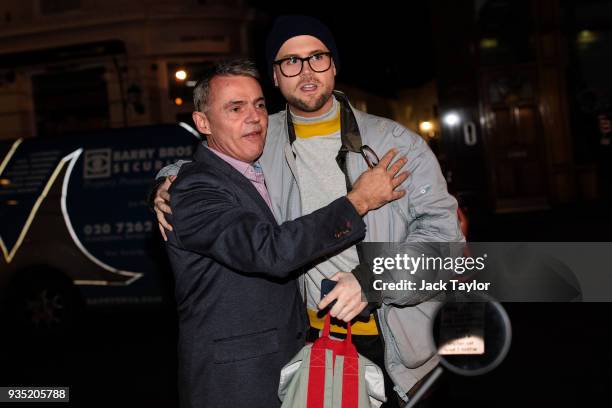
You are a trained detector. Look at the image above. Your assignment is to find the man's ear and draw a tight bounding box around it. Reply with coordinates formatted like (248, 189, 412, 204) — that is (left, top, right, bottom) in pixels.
(332, 60, 337, 77)
(273, 69, 279, 87)
(192, 111, 211, 135)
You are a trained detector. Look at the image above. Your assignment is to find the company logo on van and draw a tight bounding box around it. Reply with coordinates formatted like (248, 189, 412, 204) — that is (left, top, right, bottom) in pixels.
(83, 149, 111, 179)
(82, 146, 192, 179)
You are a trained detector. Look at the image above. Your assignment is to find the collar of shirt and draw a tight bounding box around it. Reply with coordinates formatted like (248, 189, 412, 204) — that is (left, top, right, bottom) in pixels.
(207, 145, 265, 184)
(290, 96, 340, 139)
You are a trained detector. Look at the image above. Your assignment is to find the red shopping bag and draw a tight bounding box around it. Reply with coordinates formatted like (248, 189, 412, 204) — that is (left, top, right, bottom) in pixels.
(307, 313, 359, 408)
(278, 313, 385, 408)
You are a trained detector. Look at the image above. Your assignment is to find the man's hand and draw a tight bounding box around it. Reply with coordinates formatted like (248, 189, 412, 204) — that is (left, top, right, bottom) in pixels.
(347, 148, 409, 216)
(154, 176, 175, 241)
(317, 272, 368, 322)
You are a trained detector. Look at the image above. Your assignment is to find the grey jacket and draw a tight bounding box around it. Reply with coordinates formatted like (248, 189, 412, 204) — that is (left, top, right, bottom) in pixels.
(157, 92, 464, 403)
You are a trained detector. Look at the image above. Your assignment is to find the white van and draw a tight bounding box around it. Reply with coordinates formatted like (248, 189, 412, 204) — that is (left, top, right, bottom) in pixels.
(0, 124, 199, 335)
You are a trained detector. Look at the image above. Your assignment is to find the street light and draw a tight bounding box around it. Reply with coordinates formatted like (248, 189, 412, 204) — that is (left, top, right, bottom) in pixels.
(419, 121, 434, 133)
(443, 112, 460, 127)
(175, 69, 187, 81)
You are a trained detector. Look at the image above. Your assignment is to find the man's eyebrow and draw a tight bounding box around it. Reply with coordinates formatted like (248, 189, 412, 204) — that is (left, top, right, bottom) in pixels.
(278, 49, 329, 59)
(224, 100, 247, 108)
(223, 97, 265, 108)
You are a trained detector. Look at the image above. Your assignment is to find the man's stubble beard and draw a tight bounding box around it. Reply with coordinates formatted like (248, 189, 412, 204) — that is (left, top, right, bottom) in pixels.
(285, 87, 333, 114)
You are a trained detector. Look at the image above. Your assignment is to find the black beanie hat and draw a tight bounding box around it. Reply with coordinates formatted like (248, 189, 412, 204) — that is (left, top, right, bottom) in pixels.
(265, 15, 340, 80)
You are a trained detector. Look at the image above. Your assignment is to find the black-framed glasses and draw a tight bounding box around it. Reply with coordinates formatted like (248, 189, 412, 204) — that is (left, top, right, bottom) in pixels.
(360, 145, 380, 169)
(273, 52, 333, 77)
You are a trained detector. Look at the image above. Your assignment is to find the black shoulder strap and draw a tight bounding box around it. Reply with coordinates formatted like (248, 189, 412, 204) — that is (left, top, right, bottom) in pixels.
(332, 93, 368, 271)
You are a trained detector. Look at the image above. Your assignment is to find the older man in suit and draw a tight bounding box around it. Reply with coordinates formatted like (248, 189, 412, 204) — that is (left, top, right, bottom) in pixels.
(164, 59, 408, 408)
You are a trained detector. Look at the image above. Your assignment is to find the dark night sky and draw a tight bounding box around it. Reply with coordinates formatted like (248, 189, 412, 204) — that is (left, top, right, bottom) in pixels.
(246, 1, 435, 99)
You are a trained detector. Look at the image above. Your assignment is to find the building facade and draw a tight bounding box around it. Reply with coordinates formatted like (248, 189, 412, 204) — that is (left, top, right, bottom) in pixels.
(0, 0, 253, 140)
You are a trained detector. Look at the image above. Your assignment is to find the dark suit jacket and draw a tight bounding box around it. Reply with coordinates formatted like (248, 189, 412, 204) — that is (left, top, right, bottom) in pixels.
(165, 144, 366, 408)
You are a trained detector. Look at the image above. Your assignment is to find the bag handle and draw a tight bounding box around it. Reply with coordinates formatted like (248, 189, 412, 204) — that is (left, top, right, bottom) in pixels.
(322, 313, 352, 345)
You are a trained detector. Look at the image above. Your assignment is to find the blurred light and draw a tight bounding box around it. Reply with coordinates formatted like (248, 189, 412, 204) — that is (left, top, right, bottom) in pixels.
(174, 97, 184, 106)
(186, 80, 197, 87)
(6, 200, 18, 205)
(577, 30, 598, 45)
(0, 178, 10, 186)
(175, 70, 187, 81)
(480, 38, 498, 49)
(419, 121, 434, 133)
(443, 113, 461, 127)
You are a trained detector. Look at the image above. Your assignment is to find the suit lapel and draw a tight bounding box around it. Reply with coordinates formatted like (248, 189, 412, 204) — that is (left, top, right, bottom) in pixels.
(194, 144, 277, 224)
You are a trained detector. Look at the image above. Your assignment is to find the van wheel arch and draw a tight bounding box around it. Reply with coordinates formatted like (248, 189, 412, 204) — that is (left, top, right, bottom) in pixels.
(6, 266, 84, 339)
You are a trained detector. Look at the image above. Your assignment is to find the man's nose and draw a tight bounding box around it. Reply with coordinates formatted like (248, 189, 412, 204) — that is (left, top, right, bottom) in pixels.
(301, 59, 314, 75)
(245, 105, 261, 122)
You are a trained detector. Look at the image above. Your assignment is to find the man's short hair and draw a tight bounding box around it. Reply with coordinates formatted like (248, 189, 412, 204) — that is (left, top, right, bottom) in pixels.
(193, 59, 260, 112)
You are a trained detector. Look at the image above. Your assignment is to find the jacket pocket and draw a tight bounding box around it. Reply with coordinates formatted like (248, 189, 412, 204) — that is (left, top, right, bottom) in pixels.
(213, 328, 279, 364)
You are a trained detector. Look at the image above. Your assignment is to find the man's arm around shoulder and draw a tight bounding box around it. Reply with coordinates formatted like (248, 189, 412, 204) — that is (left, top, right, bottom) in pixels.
(168, 166, 366, 279)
